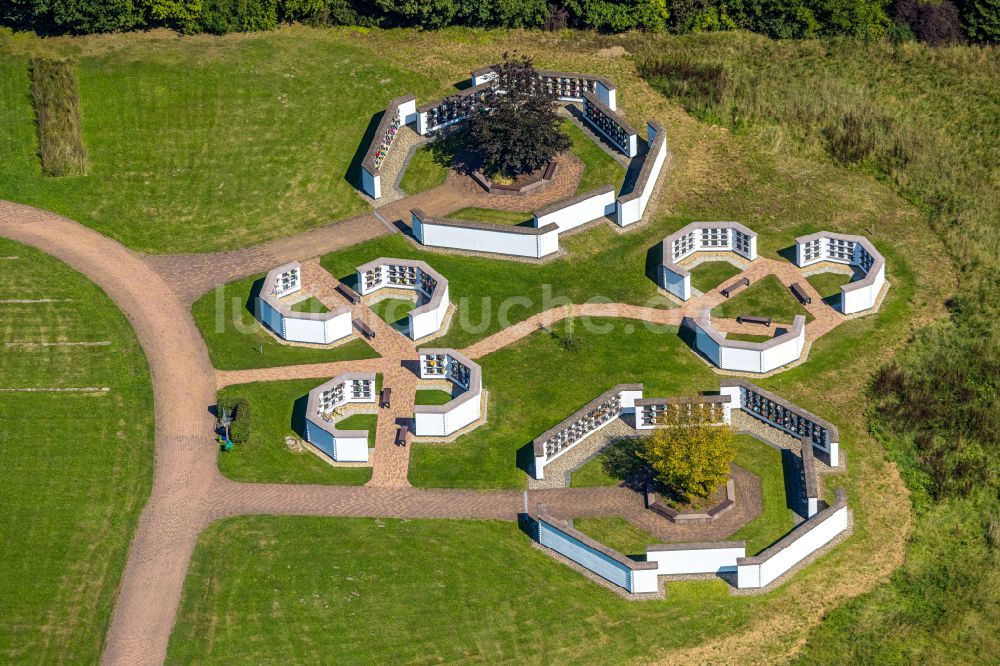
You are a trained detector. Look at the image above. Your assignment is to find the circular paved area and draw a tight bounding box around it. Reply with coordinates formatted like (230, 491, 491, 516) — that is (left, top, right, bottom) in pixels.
(0, 195, 847, 665)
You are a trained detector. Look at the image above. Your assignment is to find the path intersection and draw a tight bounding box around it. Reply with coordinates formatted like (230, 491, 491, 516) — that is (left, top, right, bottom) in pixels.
(0, 193, 845, 665)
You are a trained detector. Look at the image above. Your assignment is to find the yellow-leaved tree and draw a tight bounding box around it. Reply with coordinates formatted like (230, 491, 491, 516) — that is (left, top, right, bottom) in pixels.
(640, 403, 736, 502)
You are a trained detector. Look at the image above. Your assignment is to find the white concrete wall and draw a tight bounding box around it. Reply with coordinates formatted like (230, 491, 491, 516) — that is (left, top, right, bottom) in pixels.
(758, 330, 805, 371)
(694, 326, 722, 366)
(538, 520, 634, 592)
(595, 80, 616, 110)
(635, 124, 667, 220)
(410, 284, 449, 340)
(443, 393, 480, 434)
(305, 420, 334, 458)
(646, 545, 745, 575)
(737, 505, 848, 588)
(630, 569, 659, 594)
(619, 389, 643, 413)
(416, 218, 560, 258)
(414, 411, 446, 437)
(841, 263, 884, 314)
(661, 267, 691, 300)
(719, 345, 763, 373)
(257, 299, 286, 338)
(332, 434, 369, 462)
(398, 98, 417, 125)
(616, 197, 643, 227)
(701, 324, 804, 374)
(360, 166, 380, 199)
(615, 122, 667, 227)
(283, 310, 352, 345)
(533, 189, 616, 232)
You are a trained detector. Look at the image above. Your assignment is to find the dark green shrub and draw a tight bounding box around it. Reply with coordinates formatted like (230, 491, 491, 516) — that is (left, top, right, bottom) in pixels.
(199, 0, 278, 33)
(894, 0, 966, 43)
(960, 0, 1000, 42)
(218, 396, 252, 443)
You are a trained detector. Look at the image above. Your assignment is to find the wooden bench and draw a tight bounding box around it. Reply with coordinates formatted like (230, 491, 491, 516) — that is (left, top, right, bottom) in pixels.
(354, 319, 376, 340)
(790, 282, 812, 305)
(394, 425, 409, 447)
(542, 161, 557, 180)
(737, 314, 772, 327)
(380, 387, 391, 409)
(721, 277, 750, 298)
(337, 284, 360, 305)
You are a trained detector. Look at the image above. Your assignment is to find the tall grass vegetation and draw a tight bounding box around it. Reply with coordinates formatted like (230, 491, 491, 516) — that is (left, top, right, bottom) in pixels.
(29, 58, 87, 177)
(637, 32, 999, 661)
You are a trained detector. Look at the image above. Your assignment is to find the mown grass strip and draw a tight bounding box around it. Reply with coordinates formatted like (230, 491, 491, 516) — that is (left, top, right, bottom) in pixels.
(29, 58, 87, 177)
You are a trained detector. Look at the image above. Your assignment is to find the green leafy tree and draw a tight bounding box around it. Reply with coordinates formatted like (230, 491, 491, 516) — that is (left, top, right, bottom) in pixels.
(464, 52, 571, 178)
(563, 0, 668, 30)
(640, 404, 736, 501)
(960, 0, 1000, 41)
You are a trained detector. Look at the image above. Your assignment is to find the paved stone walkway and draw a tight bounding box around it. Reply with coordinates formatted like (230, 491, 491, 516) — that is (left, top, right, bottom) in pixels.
(0, 194, 849, 666)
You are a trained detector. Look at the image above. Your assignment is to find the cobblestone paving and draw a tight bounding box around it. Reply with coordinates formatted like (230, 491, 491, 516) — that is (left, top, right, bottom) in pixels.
(142, 212, 389, 305)
(0, 184, 851, 664)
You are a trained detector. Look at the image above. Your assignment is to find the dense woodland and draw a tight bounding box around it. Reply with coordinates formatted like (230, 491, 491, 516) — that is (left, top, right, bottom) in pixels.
(1, 0, 997, 42)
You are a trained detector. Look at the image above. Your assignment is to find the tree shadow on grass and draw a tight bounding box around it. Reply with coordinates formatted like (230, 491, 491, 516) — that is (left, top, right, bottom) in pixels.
(344, 111, 383, 189)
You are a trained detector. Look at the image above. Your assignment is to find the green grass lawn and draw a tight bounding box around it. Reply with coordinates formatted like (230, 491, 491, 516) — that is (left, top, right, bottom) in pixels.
(321, 226, 679, 350)
(0, 239, 154, 664)
(573, 517, 661, 559)
(729, 435, 798, 554)
(409, 318, 718, 488)
(712, 275, 814, 324)
(806, 271, 853, 306)
(570, 456, 620, 487)
(415, 389, 453, 405)
(167, 516, 772, 664)
(335, 413, 378, 449)
(448, 207, 533, 226)
(563, 119, 627, 194)
(216, 378, 374, 485)
(191, 273, 380, 370)
(370, 297, 415, 328)
(689, 260, 743, 294)
(288, 296, 329, 313)
(399, 144, 449, 194)
(569, 438, 643, 487)
(726, 332, 774, 343)
(0, 29, 443, 253)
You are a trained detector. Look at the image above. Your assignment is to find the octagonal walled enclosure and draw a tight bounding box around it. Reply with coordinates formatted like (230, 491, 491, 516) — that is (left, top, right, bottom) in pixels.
(414, 348, 483, 439)
(355, 258, 450, 340)
(360, 66, 671, 260)
(255, 261, 353, 345)
(528, 378, 847, 597)
(303, 373, 377, 463)
(693, 310, 807, 375)
(659, 221, 759, 301)
(794, 231, 887, 315)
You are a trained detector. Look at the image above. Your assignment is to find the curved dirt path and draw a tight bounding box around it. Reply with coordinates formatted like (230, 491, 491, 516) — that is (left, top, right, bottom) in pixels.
(0, 201, 220, 666)
(0, 200, 853, 665)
